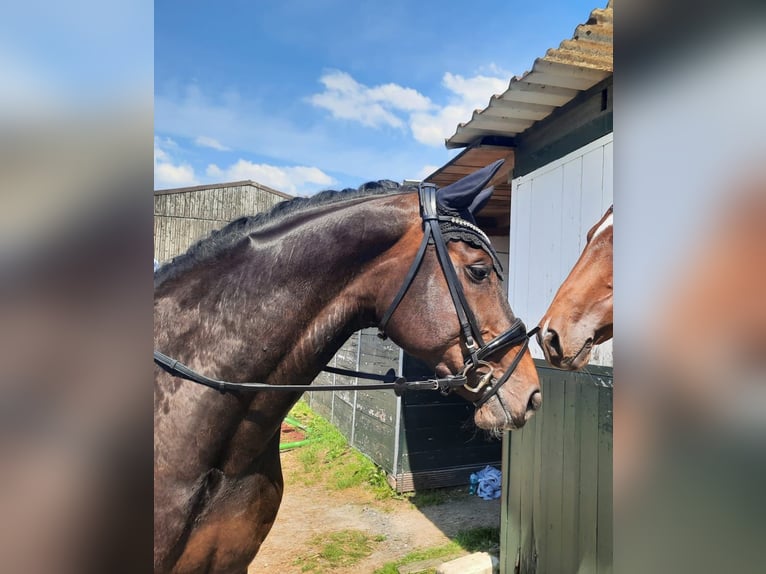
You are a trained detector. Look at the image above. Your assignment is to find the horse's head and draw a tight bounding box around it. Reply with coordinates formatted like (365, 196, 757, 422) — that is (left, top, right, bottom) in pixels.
(376, 161, 540, 431)
(538, 205, 613, 370)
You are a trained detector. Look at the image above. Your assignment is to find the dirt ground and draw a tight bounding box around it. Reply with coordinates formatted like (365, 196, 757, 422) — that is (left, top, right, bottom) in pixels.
(248, 449, 501, 573)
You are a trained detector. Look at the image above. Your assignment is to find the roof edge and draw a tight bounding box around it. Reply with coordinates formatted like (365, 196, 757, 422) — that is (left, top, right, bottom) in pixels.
(154, 180, 293, 199)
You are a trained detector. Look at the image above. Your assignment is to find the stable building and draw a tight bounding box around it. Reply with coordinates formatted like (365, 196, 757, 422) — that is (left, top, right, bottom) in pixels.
(427, 2, 613, 572)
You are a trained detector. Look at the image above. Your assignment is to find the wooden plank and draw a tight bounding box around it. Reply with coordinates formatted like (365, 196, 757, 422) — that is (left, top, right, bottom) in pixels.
(500, 431, 511, 569)
(518, 403, 539, 573)
(532, 166, 565, 321)
(308, 370, 334, 418)
(502, 429, 523, 574)
(169, 192, 178, 218)
(580, 146, 605, 235)
(508, 179, 531, 318)
(601, 139, 614, 211)
(330, 397, 353, 441)
(532, 376, 548, 573)
(397, 424, 496, 453)
(597, 384, 613, 574)
(399, 403, 473, 429)
(542, 372, 566, 573)
(398, 445, 502, 474)
(353, 389, 397, 426)
(560, 372, 582, 571)
(358, 340, 399, 374)
(560, 157, 585, 278)
(577, 379, 600, 573)
(352, 409, 396, 473)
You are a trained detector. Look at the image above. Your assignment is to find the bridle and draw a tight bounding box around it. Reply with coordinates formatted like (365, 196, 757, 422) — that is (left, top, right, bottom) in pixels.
(154, 183, 536, 407)
(377, 183, 535, 406)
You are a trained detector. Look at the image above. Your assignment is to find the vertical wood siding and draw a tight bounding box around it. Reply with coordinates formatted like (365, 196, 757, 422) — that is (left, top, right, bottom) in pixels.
(501, 362, 613, 574)
(153, 182, 290, 263)
(509, 134, 613, 367)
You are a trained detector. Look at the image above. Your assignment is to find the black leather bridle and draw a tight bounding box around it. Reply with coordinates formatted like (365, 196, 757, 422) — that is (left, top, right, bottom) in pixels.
(154, 183, 536, 406)
(377, 183, 535, 406)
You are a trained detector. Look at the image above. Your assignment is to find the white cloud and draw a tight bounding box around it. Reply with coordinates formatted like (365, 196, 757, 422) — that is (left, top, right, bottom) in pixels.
(442, 72, 507, 106)
(308, 69, 507, 147)
(409, 73, 508, 147)
(415, 164, 440, 180)
(154, 136, 198, 188)
(154, 77, 492, 186)
(309, 70, 433, 129)
(194, 135, 230, 151)
(477, 62, 513, 79)
(206, 163, 223, 178)
(155, 162, 197, 188)
(206, 159, 335, 195)
(410, 104, 471, 148)
(366, 83, 433, 112)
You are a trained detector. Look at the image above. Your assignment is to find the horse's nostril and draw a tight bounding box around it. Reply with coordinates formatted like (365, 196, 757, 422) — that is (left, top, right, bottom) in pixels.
(527, 390, 542, 412)
(545, 328, 562, 357)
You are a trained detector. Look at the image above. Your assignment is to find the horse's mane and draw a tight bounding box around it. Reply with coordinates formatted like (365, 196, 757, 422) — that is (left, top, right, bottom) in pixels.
(154, 180, 414, 287)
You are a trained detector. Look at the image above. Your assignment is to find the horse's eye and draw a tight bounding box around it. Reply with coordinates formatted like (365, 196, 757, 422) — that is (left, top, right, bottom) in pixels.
(467, 265, 490, 282)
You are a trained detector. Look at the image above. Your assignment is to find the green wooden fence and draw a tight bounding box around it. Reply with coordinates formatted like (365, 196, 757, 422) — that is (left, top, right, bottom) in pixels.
(501, 361, 613, 574)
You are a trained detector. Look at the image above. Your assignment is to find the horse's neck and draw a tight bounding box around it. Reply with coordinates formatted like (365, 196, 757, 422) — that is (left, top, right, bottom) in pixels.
(154, 193, 414, 467)
(155, 196, 414, 472)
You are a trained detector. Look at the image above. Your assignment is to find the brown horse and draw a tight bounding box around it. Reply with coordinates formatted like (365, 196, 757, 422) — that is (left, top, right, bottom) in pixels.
(537, 205, 613, 370)
(154, 162, 540, 573)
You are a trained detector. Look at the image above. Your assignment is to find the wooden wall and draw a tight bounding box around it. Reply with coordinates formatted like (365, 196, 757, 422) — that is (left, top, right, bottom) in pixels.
(500, 361, 613, 574)
(509, 133, 613, 367)
(153, 181, 291, 263)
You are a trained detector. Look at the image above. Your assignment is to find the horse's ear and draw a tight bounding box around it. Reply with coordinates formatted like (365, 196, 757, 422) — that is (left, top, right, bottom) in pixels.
(469, 186, 493, 217)
(436, 159, 504, 210)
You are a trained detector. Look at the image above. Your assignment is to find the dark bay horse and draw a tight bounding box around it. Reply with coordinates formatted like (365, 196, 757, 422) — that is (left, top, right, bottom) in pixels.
(154, 162, 540, 573)
(537, 205, 613, 370)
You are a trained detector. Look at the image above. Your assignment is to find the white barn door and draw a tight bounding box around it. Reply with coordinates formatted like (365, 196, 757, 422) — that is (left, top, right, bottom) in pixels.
(508, 133, 613, 367)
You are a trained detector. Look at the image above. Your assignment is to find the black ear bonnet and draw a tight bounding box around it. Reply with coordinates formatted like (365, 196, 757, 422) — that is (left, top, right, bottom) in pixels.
(434, 159, 505, 279)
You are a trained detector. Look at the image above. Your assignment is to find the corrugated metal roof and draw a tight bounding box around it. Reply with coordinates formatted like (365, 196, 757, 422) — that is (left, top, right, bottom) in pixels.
(445, 0, 613, 149)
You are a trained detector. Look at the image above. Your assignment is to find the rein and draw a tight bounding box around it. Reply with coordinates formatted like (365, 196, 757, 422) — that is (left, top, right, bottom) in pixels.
(154, 183, 536, 405)
(153, 351, 468, 396)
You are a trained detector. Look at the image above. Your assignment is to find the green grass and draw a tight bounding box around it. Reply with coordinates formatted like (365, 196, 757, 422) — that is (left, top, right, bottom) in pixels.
(403, 487, 467, 508)
(292, 529, 385, 573)
(372, 544, 460, 574)
(372, 526, 500, 574)
(287, 401, 395, 498)
(453, 526, 500, 553)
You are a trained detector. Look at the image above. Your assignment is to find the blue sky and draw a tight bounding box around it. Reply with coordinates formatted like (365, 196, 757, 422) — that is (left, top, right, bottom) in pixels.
(155, 0, 602, 195)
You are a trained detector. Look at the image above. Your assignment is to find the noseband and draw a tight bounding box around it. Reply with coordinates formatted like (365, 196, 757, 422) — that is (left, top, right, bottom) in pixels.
(378, 183, 534, 407)
(154, 184, 536, 405)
